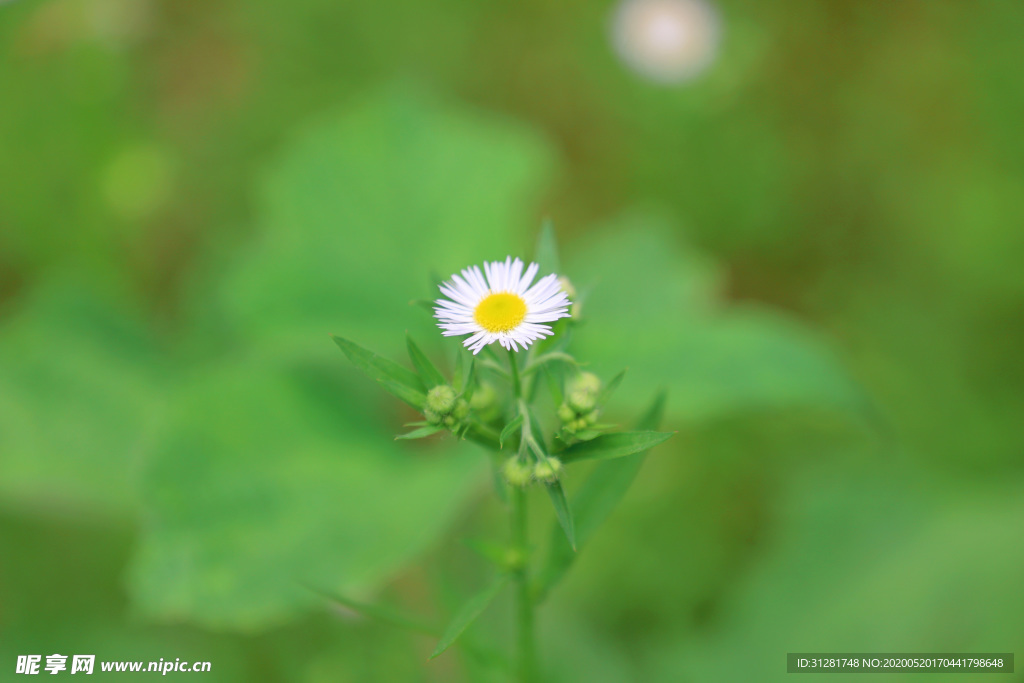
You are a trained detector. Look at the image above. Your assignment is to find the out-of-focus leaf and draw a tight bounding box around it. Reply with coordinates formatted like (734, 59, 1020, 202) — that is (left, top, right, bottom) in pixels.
(534, 218, 561, 276)
(127, 358, 484, 630)
(560, 432, 674, 464)
(597, 369, 627, 406)
(395, 425, 444, 440)
(655, 472, 1024, 682)
(332, 335, 426, 409)
(499, 414, 523, 449)
(0, 280, 162, 516)
(211, 85, 555, 351)
(535, 392, 667, 599)
(406, 333, 446, 388)
(429, 573, 511, 660)
(570, 213, 864, 422)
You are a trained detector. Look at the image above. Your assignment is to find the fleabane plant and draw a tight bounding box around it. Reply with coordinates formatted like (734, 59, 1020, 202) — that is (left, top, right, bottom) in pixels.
(326, 225, 673, 682)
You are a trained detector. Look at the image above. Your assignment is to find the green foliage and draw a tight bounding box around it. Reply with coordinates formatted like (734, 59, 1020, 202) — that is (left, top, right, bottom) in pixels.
(211, 85, 555, 350)
(406, 332, 447, 389)
(559, 431, 675, 464)
(332, 335, 426, 409)
(570, 213, 864, 422)
(536, 391, 667, 600)
(127, 357, 485, 629)
(0, 281, 162, 515)
(430, 573, 511, 660)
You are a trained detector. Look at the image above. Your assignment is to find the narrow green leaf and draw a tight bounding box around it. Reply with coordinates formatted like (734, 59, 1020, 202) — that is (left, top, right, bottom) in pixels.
(452, 349, 466, 392)
(534, 218, 561, 276)
(429, 574, 511, 660)
(462, 355, 476, 400)
(410, 298, 436, 313)
(407, 333, 447, 388)
(332, 335, 426, 408)
(598, 368, 627, 406)
(306, 585, 436, 635)
(545, 479, 576, 551)
(534, 391, 668, 600)
(377, 378, 427, 410)
(499, 414, 523, 449)
(560, 430, 673, 464)
(396, 425, 445, 440)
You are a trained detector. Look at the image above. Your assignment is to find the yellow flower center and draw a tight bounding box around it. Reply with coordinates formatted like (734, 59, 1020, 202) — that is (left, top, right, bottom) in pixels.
(474, 292, 527, 333)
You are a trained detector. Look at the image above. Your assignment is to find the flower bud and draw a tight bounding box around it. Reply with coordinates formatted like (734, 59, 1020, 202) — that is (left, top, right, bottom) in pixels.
(502, 457, 533, 487)
(559, 277, 582, 320)
(470, 383, 497, 413)
(568, 389, 596, 414)
(533, 456, 563, 483)
(443, 415, 457, 428)
(557, 402, 576, 423)
(426, 385, 457, 414)
(570, 372, 601, 395)
(424, 408, 443, 425)
(452, 398, 470, 420)
(557, 276, 578, 300)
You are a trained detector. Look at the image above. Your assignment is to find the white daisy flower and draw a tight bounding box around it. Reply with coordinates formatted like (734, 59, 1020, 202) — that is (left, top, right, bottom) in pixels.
(434, 256, 572, 354)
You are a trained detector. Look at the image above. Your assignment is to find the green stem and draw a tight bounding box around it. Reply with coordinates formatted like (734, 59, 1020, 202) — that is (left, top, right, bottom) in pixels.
(511, 485, 536, 682)
(507, 348, 536, 682)
(508, 348, 522, 399)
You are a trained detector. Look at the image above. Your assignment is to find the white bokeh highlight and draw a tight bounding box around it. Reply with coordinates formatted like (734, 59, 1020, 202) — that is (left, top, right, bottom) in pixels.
(612, 0, 721, 84)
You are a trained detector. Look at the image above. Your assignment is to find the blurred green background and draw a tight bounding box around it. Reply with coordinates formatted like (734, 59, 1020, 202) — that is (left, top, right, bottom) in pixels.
(1, 0, 1022, 680)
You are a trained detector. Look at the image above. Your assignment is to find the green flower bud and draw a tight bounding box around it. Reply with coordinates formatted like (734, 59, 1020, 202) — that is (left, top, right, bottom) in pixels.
(533, 456, 563, 483)
(557, 402, 576, 423)
(452, 398, 470, 420)
(443, 415, 457, 428)
(570, 372, 601, 395)
(567, 389, 596, 414)
(573, 418, 588, 432)
(426, 385, 457, 414)
(424, 408, 443, 425)
(557, 276, 577, 300)
(469, 383, 497, 412)
(502, 457, 533, 487)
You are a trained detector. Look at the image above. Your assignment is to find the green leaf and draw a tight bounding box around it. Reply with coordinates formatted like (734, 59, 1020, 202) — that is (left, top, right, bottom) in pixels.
(462, 355, 477, 400)
(598, 368, 627, 406)
(534, 218, 561, 276)
(545, 479, 577, 551)
(535, 391, 666, 600)
(406, 333, 447, 388)
(560, 431, 674, 464)
(0, 280, 162, 516)
(128, 359, 484, 630)
(499, 414, 523, 449)
(452, 349, 466, 392)
(212, 86, 555, 349)
(429, 574, 511, 660)
(396, 425, 444, 440)
(307, 585, 436, 635)
(332, 335, 426, 409)
(570, 213, 864, 422)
